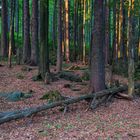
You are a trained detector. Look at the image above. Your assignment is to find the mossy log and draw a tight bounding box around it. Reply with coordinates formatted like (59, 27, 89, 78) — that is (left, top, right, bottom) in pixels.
(0, 83, 140, 124)
(58, 71, 82, 82)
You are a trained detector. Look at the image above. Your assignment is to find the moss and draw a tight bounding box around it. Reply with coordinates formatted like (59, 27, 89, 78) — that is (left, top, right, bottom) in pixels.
(16, 73, 24, 79)
(40, 90, 65, 103)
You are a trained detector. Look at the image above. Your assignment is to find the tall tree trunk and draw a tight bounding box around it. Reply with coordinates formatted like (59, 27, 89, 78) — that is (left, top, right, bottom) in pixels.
(52, 0, 57, 50)
(62, 2, 65, 58)
(23, 0, 31, 63)
(83, 0, 86, 65)
(22, 0, 24, 42)
(73, 0, 78, 61)
(15, 0, 19, 33)
(122, 0, 127, 62)
(90, 0, 105, 92)
(128, 0, 135, 96)
(11, 0, 15, 55)
(65, 0, 70, 63)
(31, 0, 39, 66)
(118, 0, 123, 59)
(89, 0, 94, 69)
(116, 1, 119, 61)
(112, 0, 117, 64)
(105, 0, 110, 65)
(1, 0, 8, 57)
(57, 0, 63, 72)
(39, 0, 50, 79)
(8, 0, 15, 68)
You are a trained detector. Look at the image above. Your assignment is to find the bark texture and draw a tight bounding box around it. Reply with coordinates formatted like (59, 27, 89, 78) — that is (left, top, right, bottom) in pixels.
(23, 0, 31, 63)
(90, 0, 105, 92)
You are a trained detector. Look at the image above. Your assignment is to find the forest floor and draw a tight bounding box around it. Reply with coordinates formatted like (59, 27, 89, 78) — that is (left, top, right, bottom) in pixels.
(0, 63, 140, 140)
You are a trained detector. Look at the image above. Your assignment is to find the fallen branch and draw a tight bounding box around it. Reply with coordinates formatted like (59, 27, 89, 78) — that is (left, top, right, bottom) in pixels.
(0, 83, 140, 124)
(115, 92, 133, 100)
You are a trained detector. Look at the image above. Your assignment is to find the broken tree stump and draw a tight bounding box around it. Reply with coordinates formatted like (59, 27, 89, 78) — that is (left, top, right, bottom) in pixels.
(0, 83, 140, 124)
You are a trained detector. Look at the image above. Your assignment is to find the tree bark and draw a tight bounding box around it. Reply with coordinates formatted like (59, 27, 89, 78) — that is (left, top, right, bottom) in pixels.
(52, 0, 57, 50)
(90, 0, 105, 92)
(83, 0, 86, 65)
(65, 0, 70, 63)
(57, 0, 63, 72)
(23, 0, 31, 63)
(39, 0, 50, 79)
(31, 0, 39, 66)
(105, 0, 110, 65)
(73, 0, 78, 61)
(1, 0, 8, 57)
(128, 0, 135, 96)
(122, 0, 127, 62)
(8, 0, 15, 68)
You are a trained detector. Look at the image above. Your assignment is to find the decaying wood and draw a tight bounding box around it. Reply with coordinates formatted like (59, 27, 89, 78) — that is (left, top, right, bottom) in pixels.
(58, 71, 82, 82)
(115, 92, 133, 100)
(0, 83, 140, 124)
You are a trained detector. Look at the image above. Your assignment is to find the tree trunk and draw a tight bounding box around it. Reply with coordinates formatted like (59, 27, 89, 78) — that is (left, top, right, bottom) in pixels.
(39, 0, 50, 79)
(112, 0, 117, 64)
(128, 0, 135, 96)
(8, 0, 15, 68)
(31, 0, 39, 66)
(73, 0, 78, 61)
(65, 0, 70, 63)
(83, 0, 86, 65)
(1, 0, 8, 58)
(23, 0, 31, 63)
(118, 0, 123, 59)
(57, 0, 63, 72)
(52, 0, 57, 50)
(122, 0, 127, 62)
(105, 0, 110, 65)
(90, 0, 105, 92)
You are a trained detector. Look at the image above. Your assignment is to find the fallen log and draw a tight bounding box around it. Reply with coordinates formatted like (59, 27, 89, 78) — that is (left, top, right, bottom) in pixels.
(0, 83, 140, 124)
(58, 71, 82, 82)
